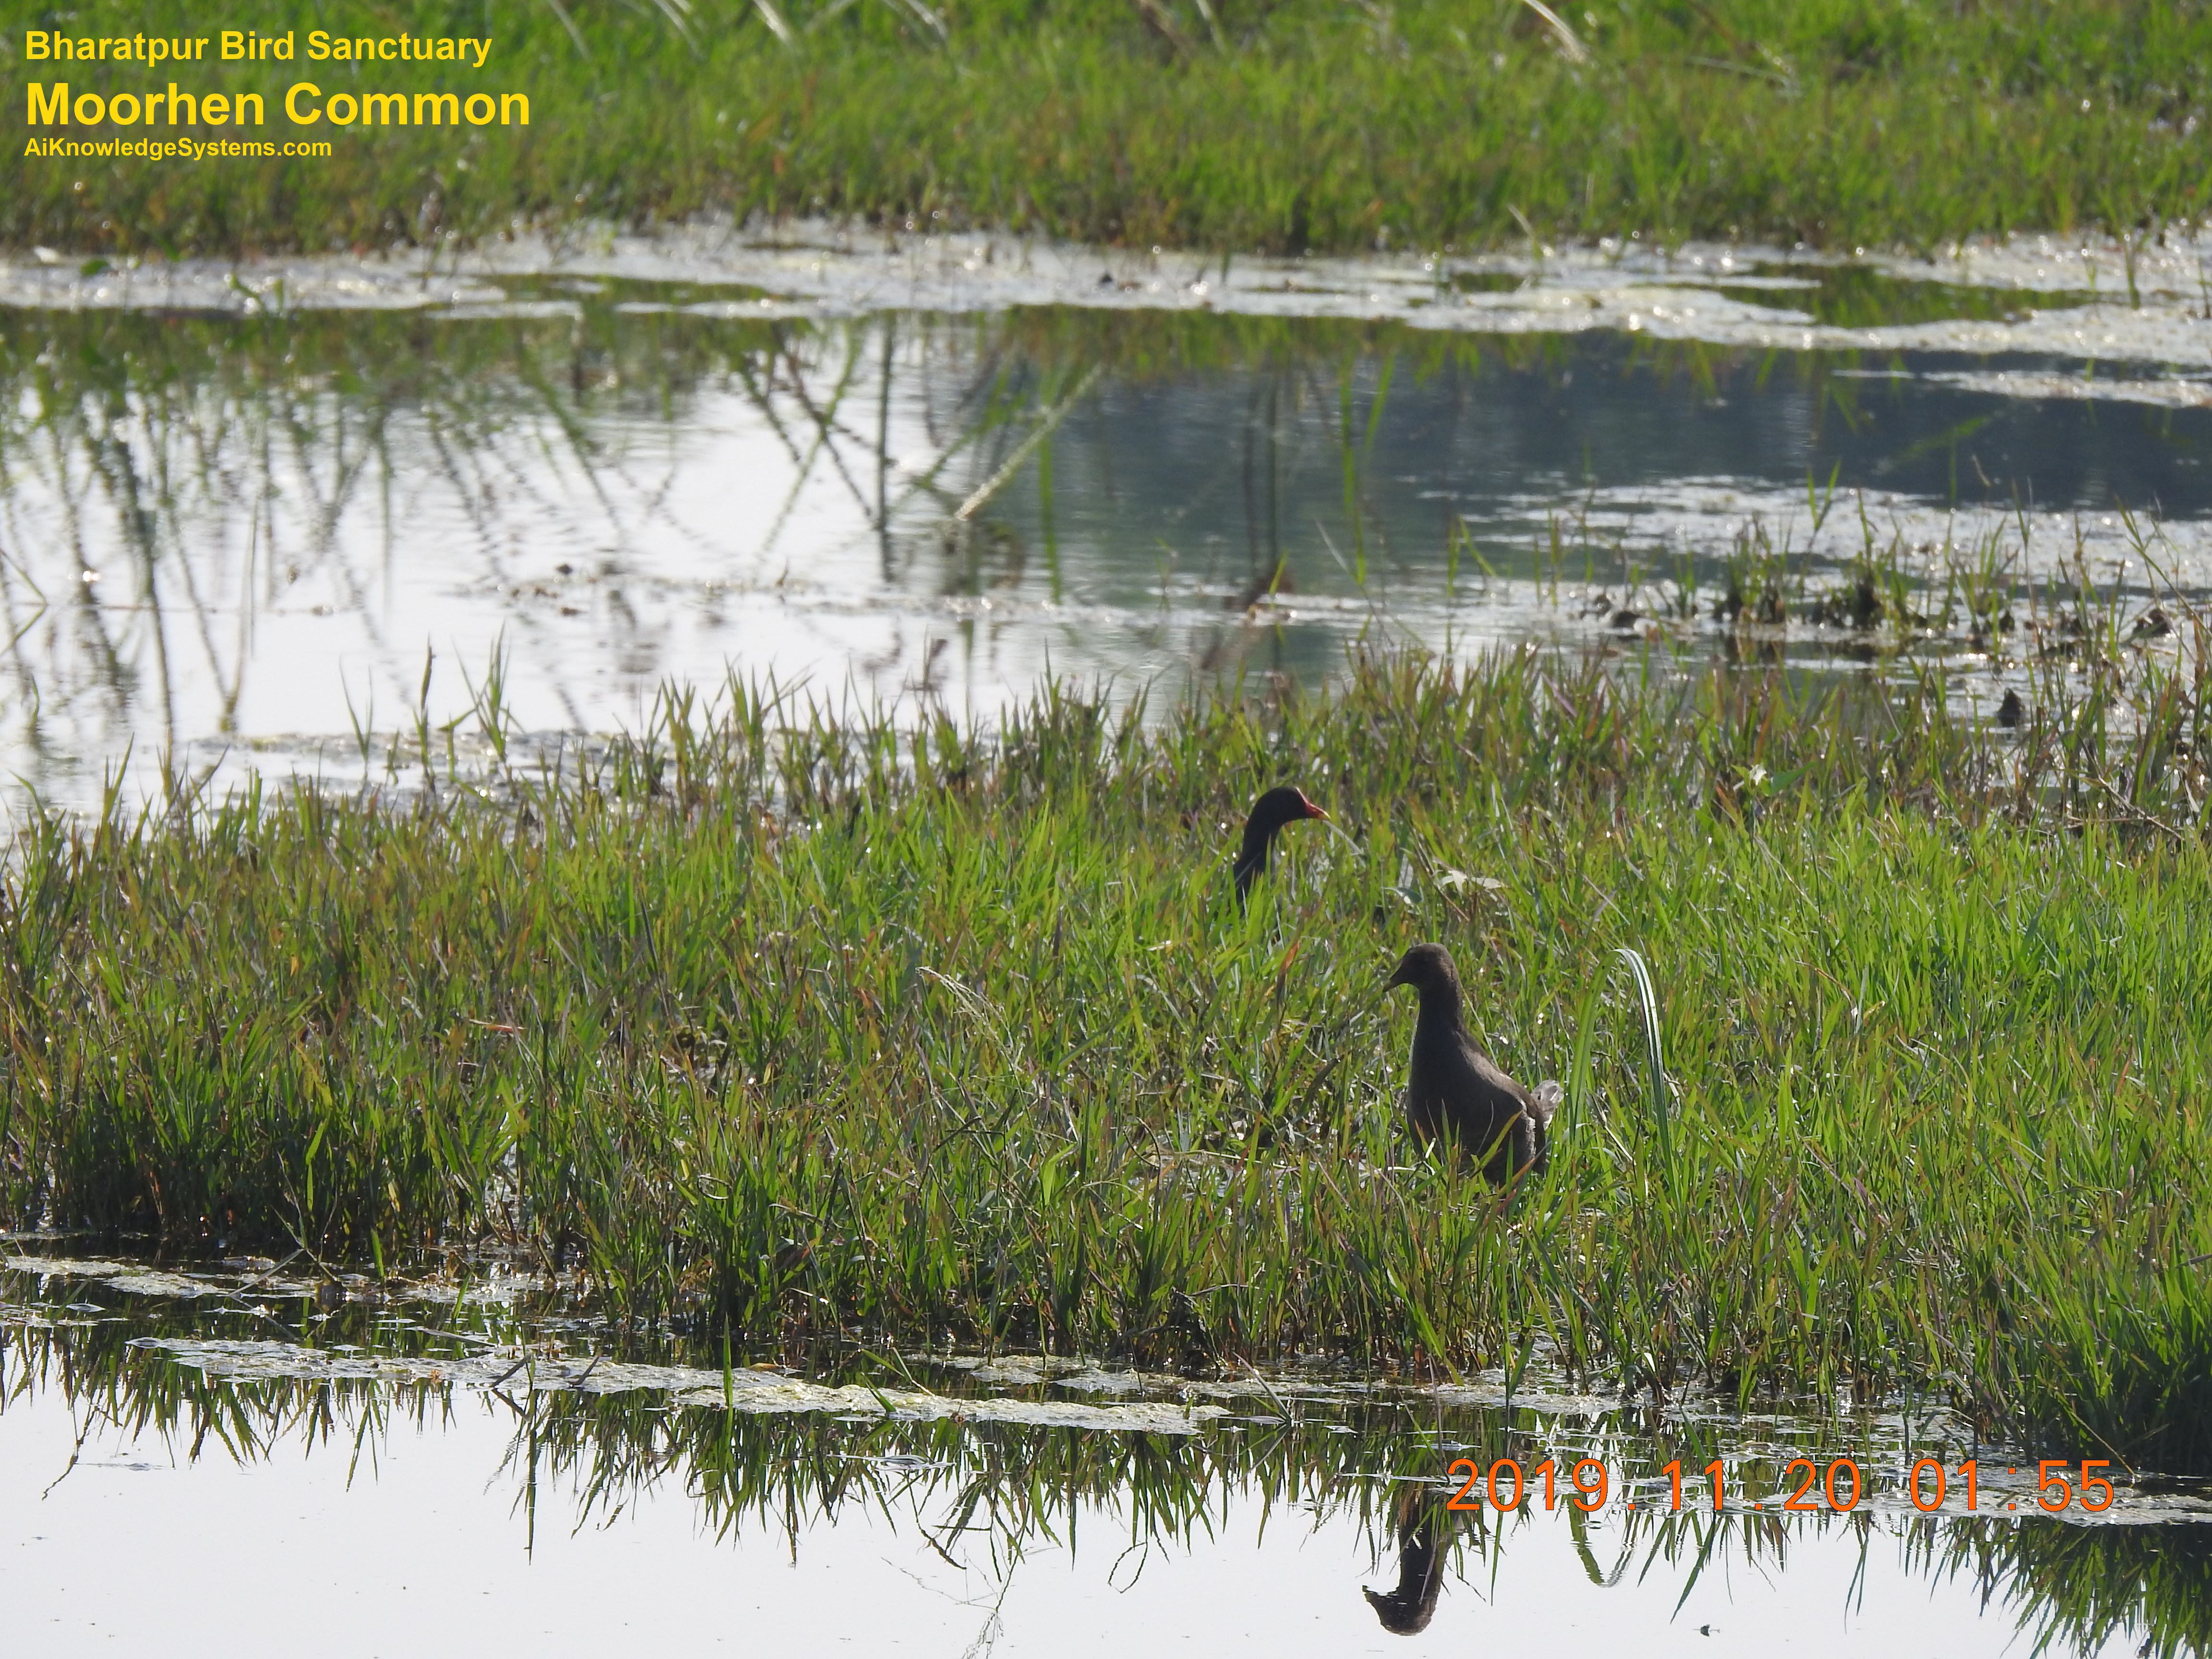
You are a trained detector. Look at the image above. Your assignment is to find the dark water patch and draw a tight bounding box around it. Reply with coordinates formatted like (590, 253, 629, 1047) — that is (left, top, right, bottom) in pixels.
(1449, 270, 1529, 295)
(1710, 263, 2094, 330)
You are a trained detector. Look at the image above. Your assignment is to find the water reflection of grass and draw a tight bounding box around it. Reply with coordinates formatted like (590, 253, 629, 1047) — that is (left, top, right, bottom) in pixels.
(1930, 1519, 2212, 1659)
(10, 0, 2209, 255)
(10, 298, 2177, 685)
(2, 632, 2209, 1477)
(1716, 266, 2082, 330)
(3, 1313, 2206, 1656)
(0, 298, 2200, 766)
(0, 300, 912, 787)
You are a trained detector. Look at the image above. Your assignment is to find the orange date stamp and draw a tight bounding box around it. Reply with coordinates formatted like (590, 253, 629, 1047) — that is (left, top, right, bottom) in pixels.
(1445, 1456, 2120, 1515)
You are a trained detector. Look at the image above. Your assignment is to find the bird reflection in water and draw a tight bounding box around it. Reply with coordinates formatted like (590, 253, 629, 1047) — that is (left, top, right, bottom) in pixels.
(1362, 1485, 1452, 1635)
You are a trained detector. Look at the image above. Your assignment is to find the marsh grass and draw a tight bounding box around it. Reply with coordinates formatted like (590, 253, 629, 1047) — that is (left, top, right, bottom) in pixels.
(8, 0, 2209, 255)
(3, 631, 2212, 1468)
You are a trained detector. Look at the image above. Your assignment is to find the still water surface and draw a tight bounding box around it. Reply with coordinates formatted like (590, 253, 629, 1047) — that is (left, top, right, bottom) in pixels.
(5, 1251, 2208, 1657)
(2, 230, 2210, 811)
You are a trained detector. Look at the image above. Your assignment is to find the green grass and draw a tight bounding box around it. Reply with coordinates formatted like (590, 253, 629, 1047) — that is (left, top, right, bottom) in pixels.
(6, 0, 2208, 256)
(4, 639, 2212, 1473)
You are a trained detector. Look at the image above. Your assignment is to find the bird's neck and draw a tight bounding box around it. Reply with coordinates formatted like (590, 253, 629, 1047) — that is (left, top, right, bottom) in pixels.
(1414, 982, 1466, 1035)
(1237, 818, 1275, 871)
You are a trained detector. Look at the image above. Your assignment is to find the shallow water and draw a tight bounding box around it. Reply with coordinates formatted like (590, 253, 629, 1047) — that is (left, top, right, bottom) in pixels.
(5, 1251, 2211, 1657)
(1, 228, 2209, 812)
(0, 1401, 2172, 1657)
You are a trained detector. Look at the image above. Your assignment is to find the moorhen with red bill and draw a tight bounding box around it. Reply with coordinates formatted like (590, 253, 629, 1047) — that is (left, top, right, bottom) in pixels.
(1386, 942, 1563, 1184)
(1233, 785, 1330, 906)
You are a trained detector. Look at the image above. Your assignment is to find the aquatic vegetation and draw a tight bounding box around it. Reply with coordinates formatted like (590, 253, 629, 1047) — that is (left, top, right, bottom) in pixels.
(2, 638, 2210, 1471)
(9, 0, 2209, 255)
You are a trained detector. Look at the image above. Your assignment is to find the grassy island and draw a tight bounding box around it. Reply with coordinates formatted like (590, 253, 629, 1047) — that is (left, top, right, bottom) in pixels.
(4, 640, 2210, 1471)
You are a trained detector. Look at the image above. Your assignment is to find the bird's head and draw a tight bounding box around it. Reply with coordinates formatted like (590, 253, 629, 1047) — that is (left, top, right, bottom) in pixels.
(1385, 941, 1460, 998)
(1245, 785, 1329, 840)
(1363, 1584, 1438, 1636)
(1233, 785, 1332, 906)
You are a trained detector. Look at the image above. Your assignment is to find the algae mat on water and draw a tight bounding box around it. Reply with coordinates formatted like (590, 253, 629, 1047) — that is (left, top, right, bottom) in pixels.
(8, 0, 2210, 255)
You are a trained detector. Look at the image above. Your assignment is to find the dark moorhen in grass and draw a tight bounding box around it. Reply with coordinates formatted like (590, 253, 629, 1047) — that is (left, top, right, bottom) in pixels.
(1233, 785, 1330, 906)
(1386, 942, 1563, 1184)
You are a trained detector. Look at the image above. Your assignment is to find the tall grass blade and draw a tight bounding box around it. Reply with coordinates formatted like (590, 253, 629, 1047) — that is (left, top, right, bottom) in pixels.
(1614, 946, 1670, 1171)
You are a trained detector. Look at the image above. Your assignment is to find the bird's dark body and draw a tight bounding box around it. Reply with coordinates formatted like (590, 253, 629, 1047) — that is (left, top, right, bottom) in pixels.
(1387, 943, 1560, 1183)
(1233, 785, 1329, 905)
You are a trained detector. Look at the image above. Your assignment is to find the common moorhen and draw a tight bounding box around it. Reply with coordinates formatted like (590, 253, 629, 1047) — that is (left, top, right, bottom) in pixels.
(1386, 942, 1563, 1183)
(1233, 785, 1330, 906)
